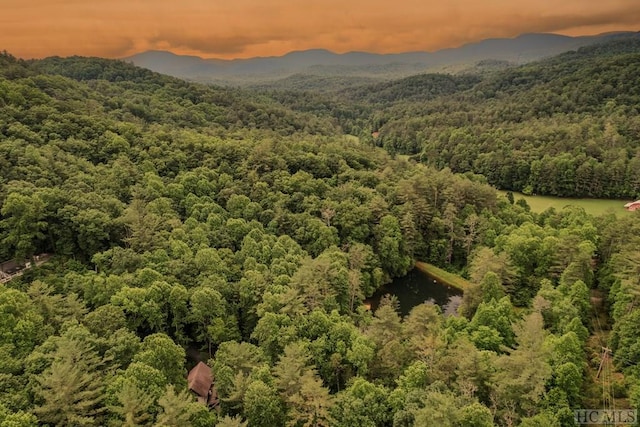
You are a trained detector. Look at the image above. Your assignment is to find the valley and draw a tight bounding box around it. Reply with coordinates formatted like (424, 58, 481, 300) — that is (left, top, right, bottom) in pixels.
(0, 34, 639, 426)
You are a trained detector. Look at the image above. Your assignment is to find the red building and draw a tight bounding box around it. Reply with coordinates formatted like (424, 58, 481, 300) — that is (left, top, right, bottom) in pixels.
(624, 200, 640, 211)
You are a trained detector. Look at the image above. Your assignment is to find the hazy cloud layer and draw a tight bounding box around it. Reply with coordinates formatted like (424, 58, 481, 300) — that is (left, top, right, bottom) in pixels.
(3, 0, 640, 58)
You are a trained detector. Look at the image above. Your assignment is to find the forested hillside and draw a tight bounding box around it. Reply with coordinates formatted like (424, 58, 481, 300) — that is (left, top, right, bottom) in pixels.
(267, 37, 640, 199)
(126, 32, 638, 85)
(0, 48, 639, 427)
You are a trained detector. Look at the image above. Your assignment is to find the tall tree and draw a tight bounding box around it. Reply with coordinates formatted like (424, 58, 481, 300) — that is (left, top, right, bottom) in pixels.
(154, 385, 200, 427)
(189, 287, 226, 356)
(490, 312, 551, 425)
(107, 381, 154, 427)
(243, 380, 285, 427)
(33, 336, 106, 426)
(273, 342, 333, 427)
(0, 192, 47, 260)
(133, 333, 186, 388)
(120, 198, 165, 253)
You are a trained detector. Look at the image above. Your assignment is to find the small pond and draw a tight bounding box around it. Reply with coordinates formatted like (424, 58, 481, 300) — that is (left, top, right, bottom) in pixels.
(365, 267, 463, 316)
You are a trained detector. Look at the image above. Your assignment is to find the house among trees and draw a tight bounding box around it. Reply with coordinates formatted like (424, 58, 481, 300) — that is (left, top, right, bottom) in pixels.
(0, 254, 51, 284)
(1, 258, 27, 283)
(1, 259, 23, 276)
(187, 362, 219, 408)
(624, 200, 640, 211)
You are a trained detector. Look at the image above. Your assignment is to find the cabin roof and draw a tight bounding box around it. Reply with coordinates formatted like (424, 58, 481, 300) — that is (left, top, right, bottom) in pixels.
(187, 361, 213, 398)
(0, 259, 21, 272)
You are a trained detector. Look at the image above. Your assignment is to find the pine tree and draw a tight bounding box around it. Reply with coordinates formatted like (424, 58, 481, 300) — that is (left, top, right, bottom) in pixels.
(154, 385, 198, 427)
(33, 336, 106, 426)
(107, 381, 154, 426)
(491, 312, 552, 425)
(273, 343, 333, 427)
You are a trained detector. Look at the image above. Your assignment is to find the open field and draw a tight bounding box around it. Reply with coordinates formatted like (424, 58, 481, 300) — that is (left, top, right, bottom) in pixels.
(414, 261, 471, 291)
(497, 191, 635, 217)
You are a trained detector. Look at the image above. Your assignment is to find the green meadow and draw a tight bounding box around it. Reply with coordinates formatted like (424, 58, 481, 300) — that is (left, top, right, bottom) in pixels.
(415, 261, 471, 291)
(498, 191, 635, 217)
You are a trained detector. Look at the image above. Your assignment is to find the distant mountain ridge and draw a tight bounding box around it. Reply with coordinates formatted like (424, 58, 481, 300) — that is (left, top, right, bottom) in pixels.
(125, 31, 640, 85)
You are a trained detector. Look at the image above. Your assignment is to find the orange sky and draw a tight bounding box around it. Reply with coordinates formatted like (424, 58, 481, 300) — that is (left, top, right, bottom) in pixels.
(2, 0, 640, 59)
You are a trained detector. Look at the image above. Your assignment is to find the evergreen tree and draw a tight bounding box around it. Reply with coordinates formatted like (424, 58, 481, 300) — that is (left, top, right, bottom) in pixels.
(33, 336, 106, 426)
(154, 385, 199, 427)
(107, 381, 154, 427)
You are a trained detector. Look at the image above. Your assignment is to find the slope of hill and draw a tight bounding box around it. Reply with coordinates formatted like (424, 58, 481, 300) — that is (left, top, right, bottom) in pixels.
(365, 38, 640, 198)
(8, 54, 340, 136)
(247, 73, 382, 92)
(252, 37, 640, 199)
(1, 45, 639, 427)
(125, 31, 639, 85)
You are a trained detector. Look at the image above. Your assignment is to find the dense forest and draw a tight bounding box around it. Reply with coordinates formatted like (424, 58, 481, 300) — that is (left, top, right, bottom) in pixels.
(266, 37, 640, 199)
(0, 38, 639, 427)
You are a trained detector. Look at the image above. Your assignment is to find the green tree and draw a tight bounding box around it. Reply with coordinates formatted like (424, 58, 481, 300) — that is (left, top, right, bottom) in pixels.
(0, 192, 47, 260)
(518, 412, 560, 427)
(105, 361, 168, 416)
(189, 287, 226, 356)
(468, 247, 516, 289)
(83, 304, 127, 337)
(3, 415, 38, 427)
(289, 248, 350, 313)
(155, 385, 200, 427)
(491, 312, 551, 425)
(33, 336, 106, 426)
(121, 198, 165, 253)
(212, 341, 267, 401)
(330, 378, 391, 427)
(107, 381, 154, 427)
(457, 402, 494, 427)
(110, 286, 167, 333)
(243, 380, 285, 427)
(273, 342, 333, 427)
(439, 337, 496, 405)
(412, 390, 460, 427)
(459, 271, 505, 319)
(469, 297, 516, 350)
(133, 333, 186, 387)
(373, 216, 412, 277)
(404, 303, 443, 364)
(366, 297, 410, 382)
(0, 403, 38, 427)
(251, 312, 297, 363)
(0, 286, 47, 375)
(71, 207, 115, 256)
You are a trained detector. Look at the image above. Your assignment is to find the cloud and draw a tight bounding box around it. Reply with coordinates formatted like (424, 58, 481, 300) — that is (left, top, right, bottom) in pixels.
(1, 0, 639, 59)
(147, 33, 258, 56)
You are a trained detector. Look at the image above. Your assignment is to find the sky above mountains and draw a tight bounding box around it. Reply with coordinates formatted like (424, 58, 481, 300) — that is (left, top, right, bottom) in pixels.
(3, 0, 640, 59)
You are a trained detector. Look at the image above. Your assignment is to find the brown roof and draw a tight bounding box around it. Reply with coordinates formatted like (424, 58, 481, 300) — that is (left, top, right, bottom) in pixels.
(0, 259, 21, 273)
(187, 362, 213, 398)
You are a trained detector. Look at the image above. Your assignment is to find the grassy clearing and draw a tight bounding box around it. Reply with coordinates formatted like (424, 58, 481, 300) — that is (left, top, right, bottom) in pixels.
(414, 261, 471, 291)
(497, 191, 634, 217)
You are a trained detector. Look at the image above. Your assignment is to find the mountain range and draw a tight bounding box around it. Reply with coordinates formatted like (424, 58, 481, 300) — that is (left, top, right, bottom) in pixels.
(125, 31, 639, 86)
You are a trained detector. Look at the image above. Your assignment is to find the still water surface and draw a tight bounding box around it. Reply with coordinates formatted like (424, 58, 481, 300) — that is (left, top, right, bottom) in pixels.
(365, 267, 462, 316)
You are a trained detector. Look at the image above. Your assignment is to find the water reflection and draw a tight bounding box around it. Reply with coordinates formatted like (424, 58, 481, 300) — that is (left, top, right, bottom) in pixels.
(365, 268, 463, 317)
